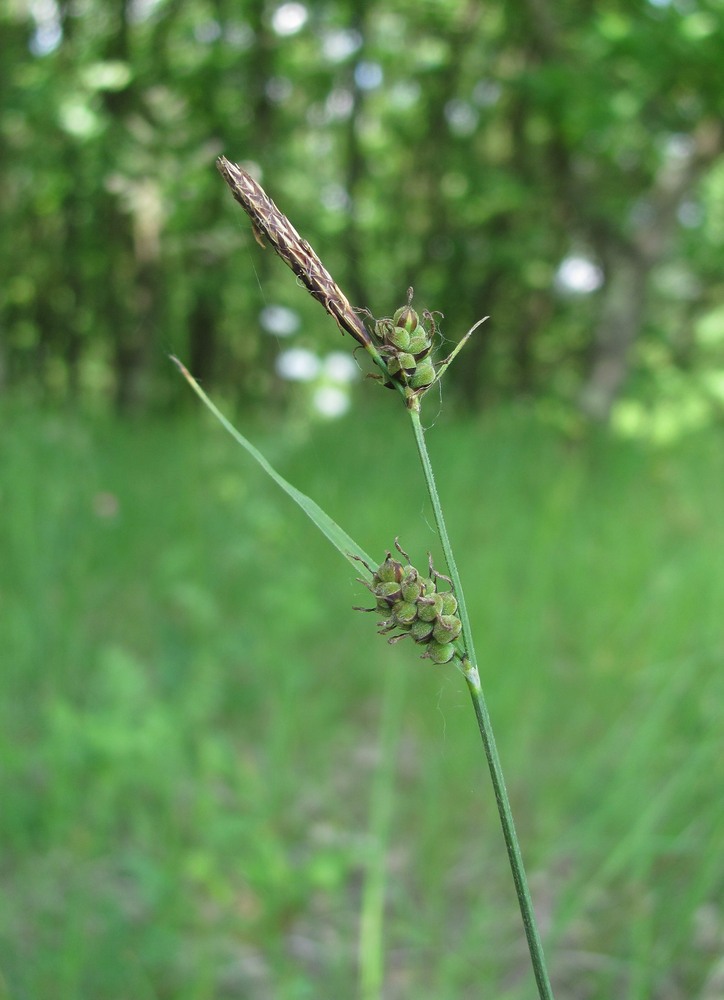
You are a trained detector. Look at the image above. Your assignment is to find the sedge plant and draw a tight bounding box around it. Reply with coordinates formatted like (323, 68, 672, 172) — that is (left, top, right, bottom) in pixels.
(173, 156, 556, 999)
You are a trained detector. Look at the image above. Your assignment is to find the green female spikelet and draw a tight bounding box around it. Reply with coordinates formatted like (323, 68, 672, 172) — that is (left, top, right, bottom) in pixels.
(353, 541, 464, 665)
(371, 288, 441, 396)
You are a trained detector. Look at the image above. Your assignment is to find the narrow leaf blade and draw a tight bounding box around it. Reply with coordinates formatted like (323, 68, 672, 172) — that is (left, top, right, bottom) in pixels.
(172, 356, 375, 573)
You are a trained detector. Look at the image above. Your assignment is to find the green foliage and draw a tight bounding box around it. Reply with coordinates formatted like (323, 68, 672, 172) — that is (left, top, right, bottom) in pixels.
(1, 407, 723, 998)
(2, 0, 724, 418)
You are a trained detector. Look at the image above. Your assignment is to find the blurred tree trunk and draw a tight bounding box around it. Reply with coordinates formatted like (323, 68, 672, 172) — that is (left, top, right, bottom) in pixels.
(578, 243, 648, 422)
(579, 121, 724, 421)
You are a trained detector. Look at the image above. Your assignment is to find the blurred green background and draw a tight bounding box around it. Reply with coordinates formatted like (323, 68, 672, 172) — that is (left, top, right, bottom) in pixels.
(2, 0, 724, 997)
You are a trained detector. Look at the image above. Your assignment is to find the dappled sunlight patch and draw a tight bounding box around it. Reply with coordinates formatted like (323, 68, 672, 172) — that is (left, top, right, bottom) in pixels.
(613, 392, 712, 444)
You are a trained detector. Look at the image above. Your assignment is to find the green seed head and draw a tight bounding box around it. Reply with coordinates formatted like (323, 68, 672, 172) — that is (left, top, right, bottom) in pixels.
(356, 545, 461, 667)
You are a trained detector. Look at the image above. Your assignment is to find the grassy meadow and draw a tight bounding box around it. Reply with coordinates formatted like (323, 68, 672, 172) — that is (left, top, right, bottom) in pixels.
(1, 399, 722, 1000)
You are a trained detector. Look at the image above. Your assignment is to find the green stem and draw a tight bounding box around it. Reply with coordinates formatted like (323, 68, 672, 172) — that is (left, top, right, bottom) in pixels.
(408, 403, 555, 1000)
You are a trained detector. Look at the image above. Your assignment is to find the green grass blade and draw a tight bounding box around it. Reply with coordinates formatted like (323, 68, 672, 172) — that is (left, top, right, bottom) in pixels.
(172, 356, 375, 573)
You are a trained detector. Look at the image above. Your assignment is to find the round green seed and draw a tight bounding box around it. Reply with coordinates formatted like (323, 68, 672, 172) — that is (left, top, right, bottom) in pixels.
(393, 600, 418, 625)
(433, 615, 462, 643)
(428, 641, 456, 664)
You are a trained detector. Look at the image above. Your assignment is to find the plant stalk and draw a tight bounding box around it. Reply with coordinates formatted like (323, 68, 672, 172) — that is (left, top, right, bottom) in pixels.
(408, 402, 555, 1000)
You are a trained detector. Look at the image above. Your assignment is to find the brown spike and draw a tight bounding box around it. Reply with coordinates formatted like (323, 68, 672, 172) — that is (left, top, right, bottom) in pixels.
(217, 157, 373, 349)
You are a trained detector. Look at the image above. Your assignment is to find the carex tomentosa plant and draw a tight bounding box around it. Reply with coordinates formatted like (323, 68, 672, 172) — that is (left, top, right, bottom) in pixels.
(174, 156, 556, 1000)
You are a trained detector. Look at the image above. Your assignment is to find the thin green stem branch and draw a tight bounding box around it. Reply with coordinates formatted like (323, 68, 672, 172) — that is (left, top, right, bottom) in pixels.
(408, 403, 555, 1000)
